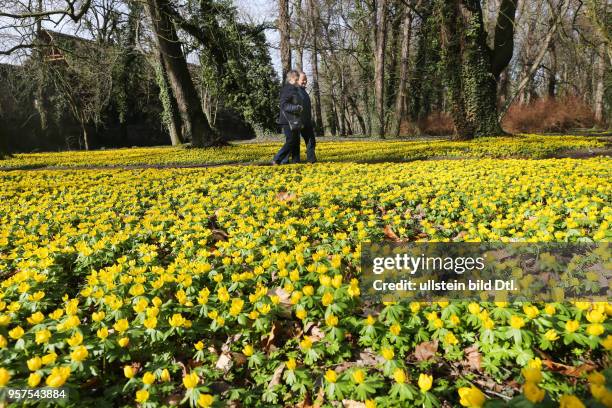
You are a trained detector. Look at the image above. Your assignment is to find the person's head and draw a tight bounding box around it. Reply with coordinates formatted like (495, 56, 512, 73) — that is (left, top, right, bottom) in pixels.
(298, 72, 308, 88)
(286, 70, 300, 85)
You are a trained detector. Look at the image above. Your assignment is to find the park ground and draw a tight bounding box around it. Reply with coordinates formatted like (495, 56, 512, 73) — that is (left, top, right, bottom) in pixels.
(0, 134, 611, 407)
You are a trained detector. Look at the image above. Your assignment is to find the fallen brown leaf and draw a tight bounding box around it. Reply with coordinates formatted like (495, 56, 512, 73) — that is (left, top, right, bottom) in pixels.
(312, 386, 325, 408)
(342, 400, 366, 408)
(542, 360, 596, 377)
(268, 287, 292, 307)
(267, 363, 285, 389)
(463, 345, 482, 371)
(215, 353, 233, 373)
(383, 225, 401, 242)
(414, 340, 438, 362)
(276, 192, 297, 202)
(211, 229, 229, 242)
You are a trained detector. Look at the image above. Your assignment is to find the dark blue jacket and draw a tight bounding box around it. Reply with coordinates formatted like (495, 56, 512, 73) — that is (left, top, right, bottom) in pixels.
(298, 87, 312, 126)
(277, 84, 303, 126)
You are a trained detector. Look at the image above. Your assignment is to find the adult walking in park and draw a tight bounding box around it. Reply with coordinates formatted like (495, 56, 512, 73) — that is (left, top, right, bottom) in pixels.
(282, 71, 317, 164)
(272, 70, 304, 165)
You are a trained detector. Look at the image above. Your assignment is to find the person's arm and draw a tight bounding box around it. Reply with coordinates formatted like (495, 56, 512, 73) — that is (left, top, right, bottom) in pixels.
(280, 87, 303, 114)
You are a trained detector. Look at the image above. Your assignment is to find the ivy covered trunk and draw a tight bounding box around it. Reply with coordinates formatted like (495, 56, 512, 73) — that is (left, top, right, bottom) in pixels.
(458, 0, 503, 139)
(145, 0, 216, 147)
(437, 0, 516, 140)
(154, 48, 183, 146)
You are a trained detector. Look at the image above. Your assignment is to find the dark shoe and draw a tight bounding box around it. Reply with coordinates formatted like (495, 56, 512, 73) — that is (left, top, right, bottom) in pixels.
(271, 160, 279, 166)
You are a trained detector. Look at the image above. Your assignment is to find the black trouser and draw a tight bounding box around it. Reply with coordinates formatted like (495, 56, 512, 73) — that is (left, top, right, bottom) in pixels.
(281, 124, 317, 164)
(273, 125, 301, 164)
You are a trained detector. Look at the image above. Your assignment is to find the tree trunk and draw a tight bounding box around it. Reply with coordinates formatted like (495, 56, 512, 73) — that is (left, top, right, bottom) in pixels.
(393, 8, 413, 137)
(146, 0, 216, 147)
(279, 0, 292, 78)
(154, 48, 183, 146)
(458, 0, 503, 137)
(547, 43, 557, 98)
(308, 0, 324, 136)
(348, 94, 367, 135)
(438, 0, 474, 138)
(594, 43, 606, 123)
(374, 0, 388, 137)
(80, 115, 89, 151)
(437, 0, 517, 139)
(294, 0, 304, 71)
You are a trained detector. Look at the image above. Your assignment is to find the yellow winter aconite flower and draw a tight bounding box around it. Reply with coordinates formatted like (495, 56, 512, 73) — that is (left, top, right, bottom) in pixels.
(418, 373, 433, 392)
(169, 313, 186, 328)
(243, 345, 254, 357)
(587, 324, 604, 336)
(92, 311, 105, 322)
(523, 305, 539, 319)
(325, 314, 339, 327)
(544, 329, 559, 341)
(286, 358, 297, 371)
(35, 329, 51, 344)
(381, 347, 394, 361)
(322, 292, 334, 307)
(393, 368, 406, 384)
(144, 317, 157, 330)
(559, 395, 586, 408)
(299, 336, 313, 350)
(124, 365, 135, 379)
(71, 346, 89, 362)
(113, 319, 129, 333)
(0, 335, 6, 348)
(522, 367, 542, 383)
(41, 352, 57, 365)
(324, 370, 337, 383)
(27, 311, 45, 325)
(586, 309, 605, 324)
(28, 373, 41, 387)
(194, 341, 204, 351)
(160, 369, 171, 382)
(0, 368, 10, 387)
(444, 332, 459, 345)
(97, 327, 109, 339)
(8, 326, 24, 339)
(118, 337, 130, 347)
(509, 316, 525, 329)
(27, 356, 42, 371)
(183, 372, 199, 389)
(135, 389, 149, 403)
(142, 372, 155, 385)
(46, 366, 71, 387)
(365, 400, 376, 408)
(352, 369, 365, 384)
(67, 332, 83, 347)
(523, 382, 546, 403)
(601, 335, 612, 350)
(565, 320, 580, 333)
(458, 386, 486, 407)
(468, 303, 481, 314)
(198, 394, 214, 408)
(587, 371, 606, 385)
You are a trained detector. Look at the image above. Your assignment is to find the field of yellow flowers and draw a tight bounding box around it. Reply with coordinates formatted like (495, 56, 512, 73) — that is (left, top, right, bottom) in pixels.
(0, 155, 611, 407)
(0, 134, 607, 169)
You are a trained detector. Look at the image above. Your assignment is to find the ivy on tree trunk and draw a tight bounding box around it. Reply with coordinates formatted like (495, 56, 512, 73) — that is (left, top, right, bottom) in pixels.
(437, 0, 517, 139)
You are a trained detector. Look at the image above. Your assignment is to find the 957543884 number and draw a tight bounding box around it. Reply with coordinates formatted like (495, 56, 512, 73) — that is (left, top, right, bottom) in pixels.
(2, 387, 69, 402)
